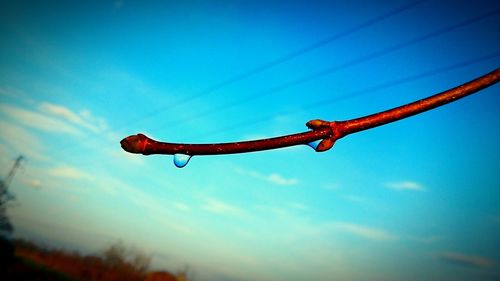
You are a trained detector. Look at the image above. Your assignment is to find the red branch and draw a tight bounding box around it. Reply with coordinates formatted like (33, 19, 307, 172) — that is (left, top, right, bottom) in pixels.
(121, 68, 499, 156)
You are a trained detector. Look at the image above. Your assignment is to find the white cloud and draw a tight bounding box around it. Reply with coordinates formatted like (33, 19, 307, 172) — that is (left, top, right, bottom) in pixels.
(47, 165, 93, 181)
(1, 102, 109, 139)
(94, 177, 147, 201)
(39, 102, 81, 123)
(328, 222, 397, 241)
(268, 173, 298, 185)
(322, 183, 340, 191)
(289, 202, 308, 211)
(0, 103, 82, 135)
(166, 222, 192, 235)
(255, 205, 288, 217)
(236, 167, 298, 186)
(89, 177, 196, 237)
(439, 252, 495, 268)
(173, 202, 191, 211)
(105, 146, 144, 166)
(39, 102, 103, 133)
(0, 86, 35, 104)
(22, 178, 42, 189)
(0, 120, 47, 160)
(202, 199, 247, 218)
(385, 181, 424, 191)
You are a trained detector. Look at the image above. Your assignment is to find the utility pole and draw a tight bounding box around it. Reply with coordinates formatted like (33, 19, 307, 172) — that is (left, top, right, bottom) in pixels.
(0, 155, 24, 203)
(0, 155, 24, 237)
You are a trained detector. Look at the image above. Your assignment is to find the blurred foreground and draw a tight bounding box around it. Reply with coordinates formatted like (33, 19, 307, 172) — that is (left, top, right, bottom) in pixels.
(0, 237, 187, 281)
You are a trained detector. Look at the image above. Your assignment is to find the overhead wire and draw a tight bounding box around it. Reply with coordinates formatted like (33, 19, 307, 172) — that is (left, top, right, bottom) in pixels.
(185, 52, 500, 141)
(48, 0, 423, 158)
(149, 8, 500, 135)
(119, 0, 424, 128)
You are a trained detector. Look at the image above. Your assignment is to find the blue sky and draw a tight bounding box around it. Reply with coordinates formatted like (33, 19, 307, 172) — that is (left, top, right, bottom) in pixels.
(1, 0, 499, 280)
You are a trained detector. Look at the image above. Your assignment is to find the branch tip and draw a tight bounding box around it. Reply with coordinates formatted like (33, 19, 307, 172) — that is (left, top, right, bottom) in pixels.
(120, 134, 149, 154)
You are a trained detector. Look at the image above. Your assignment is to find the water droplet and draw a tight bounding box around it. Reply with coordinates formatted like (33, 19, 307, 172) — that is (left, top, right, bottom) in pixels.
(306, 140, 321, 151)
(173, 154, 192, 168)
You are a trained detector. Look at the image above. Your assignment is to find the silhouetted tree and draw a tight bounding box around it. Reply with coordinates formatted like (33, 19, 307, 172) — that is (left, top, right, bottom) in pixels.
(102, 241, 152, 274)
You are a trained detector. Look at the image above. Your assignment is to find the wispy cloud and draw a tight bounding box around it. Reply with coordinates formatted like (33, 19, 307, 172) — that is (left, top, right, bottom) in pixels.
(105, 146, 145, 166)
(47, 165, 93, 181)
(202, 199, 247, 218)
(268, 173, 298, 185)
(439, 252, 495, 268)
(21, 178, 42, 189)
(322, 183, 340, 191)
(1, 101, 109, 140)
(255, 202, 308, 218)
(91, 177, 195, 236)
(288, 202, 308, 211)
(0, 120, 47, 160)
(384, 181, 425, 191)
(39, 102, 106, 133)
(90, 176, 139, 196)
(329, 222, 397, 241)
(166, 221, 192, 235)
(0, 103, 82, 135)
(236, 167, 298, 186)
(255, 205, 288, 217)
(173, 202, 191, 212)
(0, 86, 34, 104)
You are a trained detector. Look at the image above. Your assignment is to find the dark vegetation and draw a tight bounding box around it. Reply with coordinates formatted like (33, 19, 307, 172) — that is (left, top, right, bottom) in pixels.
(1, 157, 187, 280)
(0, 237, 185, 281)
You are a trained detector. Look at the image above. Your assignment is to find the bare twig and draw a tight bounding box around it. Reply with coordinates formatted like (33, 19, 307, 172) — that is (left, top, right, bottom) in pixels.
(121, 68, 499, 157)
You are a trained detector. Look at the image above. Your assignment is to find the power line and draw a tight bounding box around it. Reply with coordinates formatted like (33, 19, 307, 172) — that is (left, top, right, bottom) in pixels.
(120, 0, 423, 128)
(187, 52, 500, 141)
(151, 8, 500, 134)
(48, 1, 422, 158)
